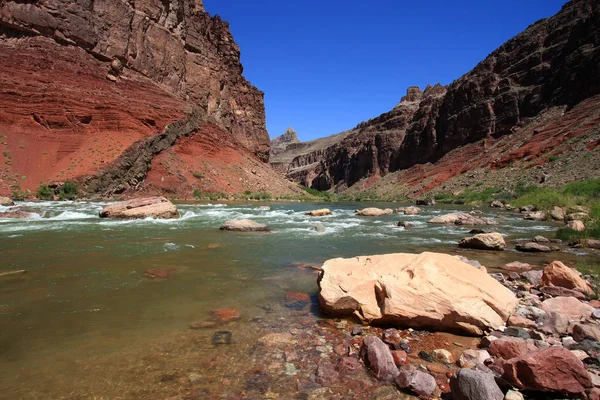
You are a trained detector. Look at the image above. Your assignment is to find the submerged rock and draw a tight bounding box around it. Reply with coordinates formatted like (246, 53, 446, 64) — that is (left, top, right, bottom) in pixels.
(318, 252, 518, 335)
(220, 219, 270, 232)
(458, 232, 506, 250)
(212, 331, 232, 345)
(0, 210, 34, 219)
(210, 308, 241, 323)
(99, 197, 179, 219)
(362, 336, 399, 381)
(428, 213, 498, 226)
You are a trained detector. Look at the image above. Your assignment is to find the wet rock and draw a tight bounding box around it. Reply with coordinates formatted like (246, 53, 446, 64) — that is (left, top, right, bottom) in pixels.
(305, 209, 332, 216)
(500, 262, 532, 272)
(402, 206, 421, 215)
(355, 208, 393, 216)
(537, 311, 570, 335)
(532, 235, 551, 243)
(521, 270, 543, 286)
(540, 285, 587, 300)
(459, 349, 491, 369)
(520, 205, 536, 213)
(416, 198, 435, 206)
(285, 300, 308, 310)
(143, 268, 174, 279)
(469, 229, 486, 234)
(489, 338, 536, 359)
(515, 242, 552, 252)
(573, 324, 600, 342)
(312, 225, 325, 232)
(450, 368, 503, 400)
(220, 219, 270, 232)
(502, 346, 593, 394)
(428, 212, 498, 226)
(99, 197, 179, 219)
(351, 325, 363, 336)
(594, 309, 600, 319)
(432, 349, 455, 364)
(372, 386, 416, 400)
(210, 308, 241, 323)
(258, 332, 294, 347)
(362, 336, 399, 381)
(524, 211, 548, 221)
(540, 296, 594, 320)
(392, 350, 409, 366)
(395, 369, 437, 397)
(550, 206, 566, 221)
(337, 357, 362, 376)
(315, 358, 338, 385)
(212, 331, 232, 345)
(458, 232, 506, 250)
(397, 221, 414, 228)
(0, 269, 27, 280)
(418, 351, 433, 362)
(540, 260, 593, 295)
(382, 328, 402, 346)
(0, 196, 14, 206)
(318, 252, 518, 335)
(490, 200, 504, 208)
(0, 210, 34, 218)
(568, 220, 586, 232)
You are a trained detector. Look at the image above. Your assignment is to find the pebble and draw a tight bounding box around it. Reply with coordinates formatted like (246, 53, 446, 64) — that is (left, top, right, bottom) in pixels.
(212, 331, 232, 345)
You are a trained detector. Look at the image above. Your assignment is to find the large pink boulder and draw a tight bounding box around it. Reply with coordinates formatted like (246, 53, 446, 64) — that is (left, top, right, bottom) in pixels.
(99, 197, 179, 219)
(318, 252, 518, 335)
(540, 261, 593, 295)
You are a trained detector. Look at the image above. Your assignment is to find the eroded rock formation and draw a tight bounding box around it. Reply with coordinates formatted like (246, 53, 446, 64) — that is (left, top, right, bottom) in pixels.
(275, 0, 600, 193)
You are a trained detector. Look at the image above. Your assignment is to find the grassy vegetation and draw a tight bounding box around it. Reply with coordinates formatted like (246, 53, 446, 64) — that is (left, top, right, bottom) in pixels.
(192, 190, 228, 201)
(299, 186, 334, 201)
(575, 262, 600, 299)
(36, 184, 54, 200)
(59, 181, 78, 200)
(11, 188, 29, 201)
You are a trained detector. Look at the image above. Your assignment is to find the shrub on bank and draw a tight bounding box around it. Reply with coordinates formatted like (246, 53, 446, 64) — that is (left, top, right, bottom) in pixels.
(36, 184, 54, 200)
(59, 181, 78, 200)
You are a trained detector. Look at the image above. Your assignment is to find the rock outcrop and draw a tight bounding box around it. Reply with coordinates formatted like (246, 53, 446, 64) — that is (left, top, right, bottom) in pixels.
(317, 252, 518, 335)
(541, 260, 593, 295)
(0, 0, 307, 198)
(99, 197, 179, 219)
(270, 128, 300, 158)
(273, 0, 600, 194)
(220, 219, 270, 232)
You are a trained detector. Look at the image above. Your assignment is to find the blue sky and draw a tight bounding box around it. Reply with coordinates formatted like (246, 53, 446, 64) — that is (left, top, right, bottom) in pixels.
(203, 0, 567, 142)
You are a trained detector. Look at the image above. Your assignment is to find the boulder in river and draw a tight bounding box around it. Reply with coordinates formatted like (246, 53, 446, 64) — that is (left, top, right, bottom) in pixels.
(99, 197, 179, 219)
(567, 220, 585, 232)
(402, 206, 421, 215)
(416, 198, 435, 206)
(0, 210, 34, 219)
(428, 213, 498, 226)
(0, 196, 14, 206)
(318, 252, 518, 335)
(515, 242, 552, 252)
(305, 209, 332, 216)
(355, 208, 393, 216)
(458, 232, 506, 250)
(220, 219, 270, 232)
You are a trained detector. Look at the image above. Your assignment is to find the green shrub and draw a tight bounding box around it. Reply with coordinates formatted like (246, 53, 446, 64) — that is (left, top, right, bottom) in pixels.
(59, 181, 78, 200)
(36, 184, 54, 200)
(548, 155, 559, 162)
(11, 189, 28, 201)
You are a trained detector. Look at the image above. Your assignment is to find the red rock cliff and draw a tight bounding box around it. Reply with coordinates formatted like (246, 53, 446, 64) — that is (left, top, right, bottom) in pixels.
(0, 0, 269, 161)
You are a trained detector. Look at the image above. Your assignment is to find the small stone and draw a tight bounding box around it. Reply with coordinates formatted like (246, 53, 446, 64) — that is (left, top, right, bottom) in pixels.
(459, 349, 491, 369)
(395, 369, 437, 397)
(285, 363, 297, 375)
(432, 349, 455, 364)
(210, 308, 241, 323)
(189, 321, 218, 329)
(392, 350, 409, 366)
(504, 326, 531, 339)
(212, 331, 232, 345)
(504, 389, 524, 400)
(383, 328, 402, 345)
(351, 325, 363, 336)
(593, 310, 600, 319)
(418, 351, 433, 362)
(450, 368, 503, 400)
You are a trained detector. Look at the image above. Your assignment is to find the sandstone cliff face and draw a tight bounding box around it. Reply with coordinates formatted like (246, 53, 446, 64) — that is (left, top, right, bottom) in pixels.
(0, 0, 269, 161)
(279, 0, 600, 192)
(270, 128, 300, 155)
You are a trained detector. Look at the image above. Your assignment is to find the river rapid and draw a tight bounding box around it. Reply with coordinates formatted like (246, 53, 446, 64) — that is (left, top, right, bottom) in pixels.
(1, 200, 598, 399)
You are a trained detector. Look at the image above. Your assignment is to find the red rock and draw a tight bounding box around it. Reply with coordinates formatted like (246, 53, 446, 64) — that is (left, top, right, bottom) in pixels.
(500, 262, 532, 272)
(502, 346, 593, 394)
(337, 357, 362, 376)
(427, 364, 450, 374)
(508, 315, 536, 329)
(209, 308, 241, 323)
(144, 269, 172, 279)
(489, 338, 536, 360)
(541, 261, 593, 295)
(361, 336, 399, 381)
(589, 300, 600, 308)
(572, 324, 600, 342)
(540, 285, 587, 299)
(391, 350, 409, 366)
(286, 293, 310, 302)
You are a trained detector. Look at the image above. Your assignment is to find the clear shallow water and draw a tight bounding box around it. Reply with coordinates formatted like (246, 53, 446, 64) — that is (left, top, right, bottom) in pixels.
(1, 201, 598, 399)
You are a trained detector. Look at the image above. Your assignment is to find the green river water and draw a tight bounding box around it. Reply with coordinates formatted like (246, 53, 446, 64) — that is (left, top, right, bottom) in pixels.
(1, 200, 598, 399)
